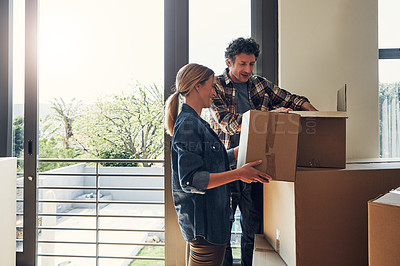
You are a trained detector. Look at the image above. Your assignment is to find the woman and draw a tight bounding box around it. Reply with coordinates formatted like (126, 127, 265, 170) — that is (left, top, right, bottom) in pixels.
(165, 63, 271, 265)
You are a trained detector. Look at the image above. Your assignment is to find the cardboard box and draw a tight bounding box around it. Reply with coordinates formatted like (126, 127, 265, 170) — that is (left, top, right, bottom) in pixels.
(368, 187, 400, 266)
(237, 110, 347, 181)
(290, 111, 347, 168)
(253, 234, 287, 266)
(237, 110, 300, 182)
(263, 163, 400, 266)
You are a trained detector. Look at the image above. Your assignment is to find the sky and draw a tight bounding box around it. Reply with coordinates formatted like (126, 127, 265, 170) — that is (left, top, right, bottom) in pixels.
(12, 0, 400, 106)
(378, 0, 400, 84)
(12, 0, 250, 105)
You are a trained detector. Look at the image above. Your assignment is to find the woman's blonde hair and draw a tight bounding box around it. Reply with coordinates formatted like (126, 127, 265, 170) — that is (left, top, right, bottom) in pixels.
(164, 63, 214, 136)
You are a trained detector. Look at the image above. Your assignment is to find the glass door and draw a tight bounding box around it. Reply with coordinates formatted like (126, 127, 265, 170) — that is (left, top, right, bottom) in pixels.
(378, 0, 400, 158)
(16, 0, 165, 265)
(188, 0, 251, 262)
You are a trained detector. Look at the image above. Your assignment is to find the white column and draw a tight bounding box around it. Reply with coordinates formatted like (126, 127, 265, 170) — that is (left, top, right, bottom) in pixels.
(0, 157, 17, 265)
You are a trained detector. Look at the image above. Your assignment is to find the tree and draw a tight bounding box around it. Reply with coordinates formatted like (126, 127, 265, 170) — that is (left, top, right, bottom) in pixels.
(38, 136, 81, 172)
(13, 116, 24, 158)
(46, 97, 83, 149)
(39, 98, 84, 166)
(76, 83, 164, 166)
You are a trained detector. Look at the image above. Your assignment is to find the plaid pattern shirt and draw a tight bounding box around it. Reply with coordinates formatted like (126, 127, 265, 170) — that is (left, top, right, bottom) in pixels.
(210, 68, 309, 149)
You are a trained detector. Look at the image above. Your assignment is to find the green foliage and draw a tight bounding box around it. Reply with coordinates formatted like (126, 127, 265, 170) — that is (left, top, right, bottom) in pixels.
(26, 83, 164, 171)
(46, 97, 83, 149)
(13, 116, 24, 158)
(38, 97, 84, 171)
(38, 136, 81, 172)
(76, 84, 164, 166)
(129, 246, 165, 266)
(379, 82, 400, 100)
(378, 82, 400, 157)
(97, 150, 138, 167)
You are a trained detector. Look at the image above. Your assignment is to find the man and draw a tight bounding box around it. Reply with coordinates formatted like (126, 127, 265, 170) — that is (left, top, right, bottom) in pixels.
(210, 37, 317, 266)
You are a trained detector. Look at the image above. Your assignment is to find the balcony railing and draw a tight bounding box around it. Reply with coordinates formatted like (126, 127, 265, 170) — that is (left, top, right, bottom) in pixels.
(17, 158, 165, 266)
(379, 83, 400, 158)
(16, 158, 244, 265)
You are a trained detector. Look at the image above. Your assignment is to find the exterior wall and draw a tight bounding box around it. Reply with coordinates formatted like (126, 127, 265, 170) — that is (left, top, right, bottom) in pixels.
(39, 163, 87, 212)
(40, 164, 164, 212)
(84, 166, 164, 202)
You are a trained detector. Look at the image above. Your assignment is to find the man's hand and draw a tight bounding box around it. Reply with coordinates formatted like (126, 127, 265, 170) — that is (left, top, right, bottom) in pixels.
(270, 107, 292, 113)
(301, 101, 318, 111)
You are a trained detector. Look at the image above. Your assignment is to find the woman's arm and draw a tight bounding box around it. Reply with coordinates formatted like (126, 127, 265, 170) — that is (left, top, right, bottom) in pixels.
(207, 160, 271, 189)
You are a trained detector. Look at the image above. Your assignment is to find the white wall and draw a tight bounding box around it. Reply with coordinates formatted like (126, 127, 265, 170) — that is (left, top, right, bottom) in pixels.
(0, 157, 17, 266)
(278, 0, 379, 160)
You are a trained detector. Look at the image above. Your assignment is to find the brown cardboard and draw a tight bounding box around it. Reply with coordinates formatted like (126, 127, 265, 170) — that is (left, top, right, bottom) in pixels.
(290, 111, 348, 168)
(368, 187, 400, 266)
(237, 110, 348, 182)
(253, 234, 287, 266)
(237, 110, 301, 182)
(263, 163, 400, 266)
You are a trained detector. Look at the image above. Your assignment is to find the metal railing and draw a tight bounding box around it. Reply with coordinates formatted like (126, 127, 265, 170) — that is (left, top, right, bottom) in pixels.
(17, 158, 165, 266)
(379, 83, 400, 158)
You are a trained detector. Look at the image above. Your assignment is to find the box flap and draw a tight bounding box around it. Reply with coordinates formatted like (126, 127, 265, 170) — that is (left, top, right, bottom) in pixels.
(372, 187, 400, 207)
(253, 234, 287, 266)
(254, 234, 275, 252)
(289, 111, 348, 118)
(337, 84, 347, 112)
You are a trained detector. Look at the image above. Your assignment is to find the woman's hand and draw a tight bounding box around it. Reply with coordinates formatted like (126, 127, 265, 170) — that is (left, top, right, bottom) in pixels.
(236, 160, 272, 183)
(207, 160, 272, 189)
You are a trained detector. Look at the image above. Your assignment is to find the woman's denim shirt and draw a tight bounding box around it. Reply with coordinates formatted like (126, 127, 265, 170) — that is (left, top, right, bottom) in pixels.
(171, 104, 236, 245)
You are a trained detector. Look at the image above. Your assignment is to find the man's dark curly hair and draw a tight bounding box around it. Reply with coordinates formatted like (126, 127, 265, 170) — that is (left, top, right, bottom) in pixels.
(225, 37, 260, 65)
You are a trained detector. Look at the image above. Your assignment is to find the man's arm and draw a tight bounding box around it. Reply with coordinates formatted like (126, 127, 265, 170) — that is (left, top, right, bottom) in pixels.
(210, 84, 242, 135)
(261, 77, 313, 111)
(300, 101, 318, 111)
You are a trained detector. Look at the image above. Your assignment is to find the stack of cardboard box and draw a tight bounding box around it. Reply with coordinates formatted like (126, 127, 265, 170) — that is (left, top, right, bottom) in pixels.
(238, 110, 400, 265)
(368, 187, 400, 266)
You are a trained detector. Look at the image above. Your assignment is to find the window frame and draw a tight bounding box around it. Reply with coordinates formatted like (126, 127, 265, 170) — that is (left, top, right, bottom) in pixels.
(379, 48, 400, 59)
(1, 0, 277, 264)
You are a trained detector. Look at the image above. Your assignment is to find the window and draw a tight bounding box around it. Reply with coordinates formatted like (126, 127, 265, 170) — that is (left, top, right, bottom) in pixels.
(12, 0, 25, 253)
(189, 0, 251, 262)
(7, 0, 271, 264)
(14, 1, 165, 265)
(378, 0, 400, 158)
(189, 0, 251, 74)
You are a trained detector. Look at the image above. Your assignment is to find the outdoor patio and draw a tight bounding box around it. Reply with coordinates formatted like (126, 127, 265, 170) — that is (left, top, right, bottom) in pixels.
(19, 161, 165, 266)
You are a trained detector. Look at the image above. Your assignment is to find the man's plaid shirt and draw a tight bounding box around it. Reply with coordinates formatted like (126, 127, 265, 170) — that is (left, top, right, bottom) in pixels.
(210, 68, 309, 150)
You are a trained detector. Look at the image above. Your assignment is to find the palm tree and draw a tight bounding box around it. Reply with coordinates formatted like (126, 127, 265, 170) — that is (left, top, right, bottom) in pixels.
(49, 97, 83, 149)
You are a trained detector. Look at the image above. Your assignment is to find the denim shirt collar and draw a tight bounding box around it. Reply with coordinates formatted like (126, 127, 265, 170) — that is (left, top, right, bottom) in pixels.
(180, 103, 224, 146)
(181, 103, 210, 128)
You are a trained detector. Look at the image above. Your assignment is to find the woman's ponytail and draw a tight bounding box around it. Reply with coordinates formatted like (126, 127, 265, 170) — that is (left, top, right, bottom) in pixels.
(164, 91, 180, 136)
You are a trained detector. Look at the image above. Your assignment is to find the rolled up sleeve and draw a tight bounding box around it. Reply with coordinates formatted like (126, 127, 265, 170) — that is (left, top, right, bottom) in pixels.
(173, 127, 209, 194)
(190, 171, 209, 193)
